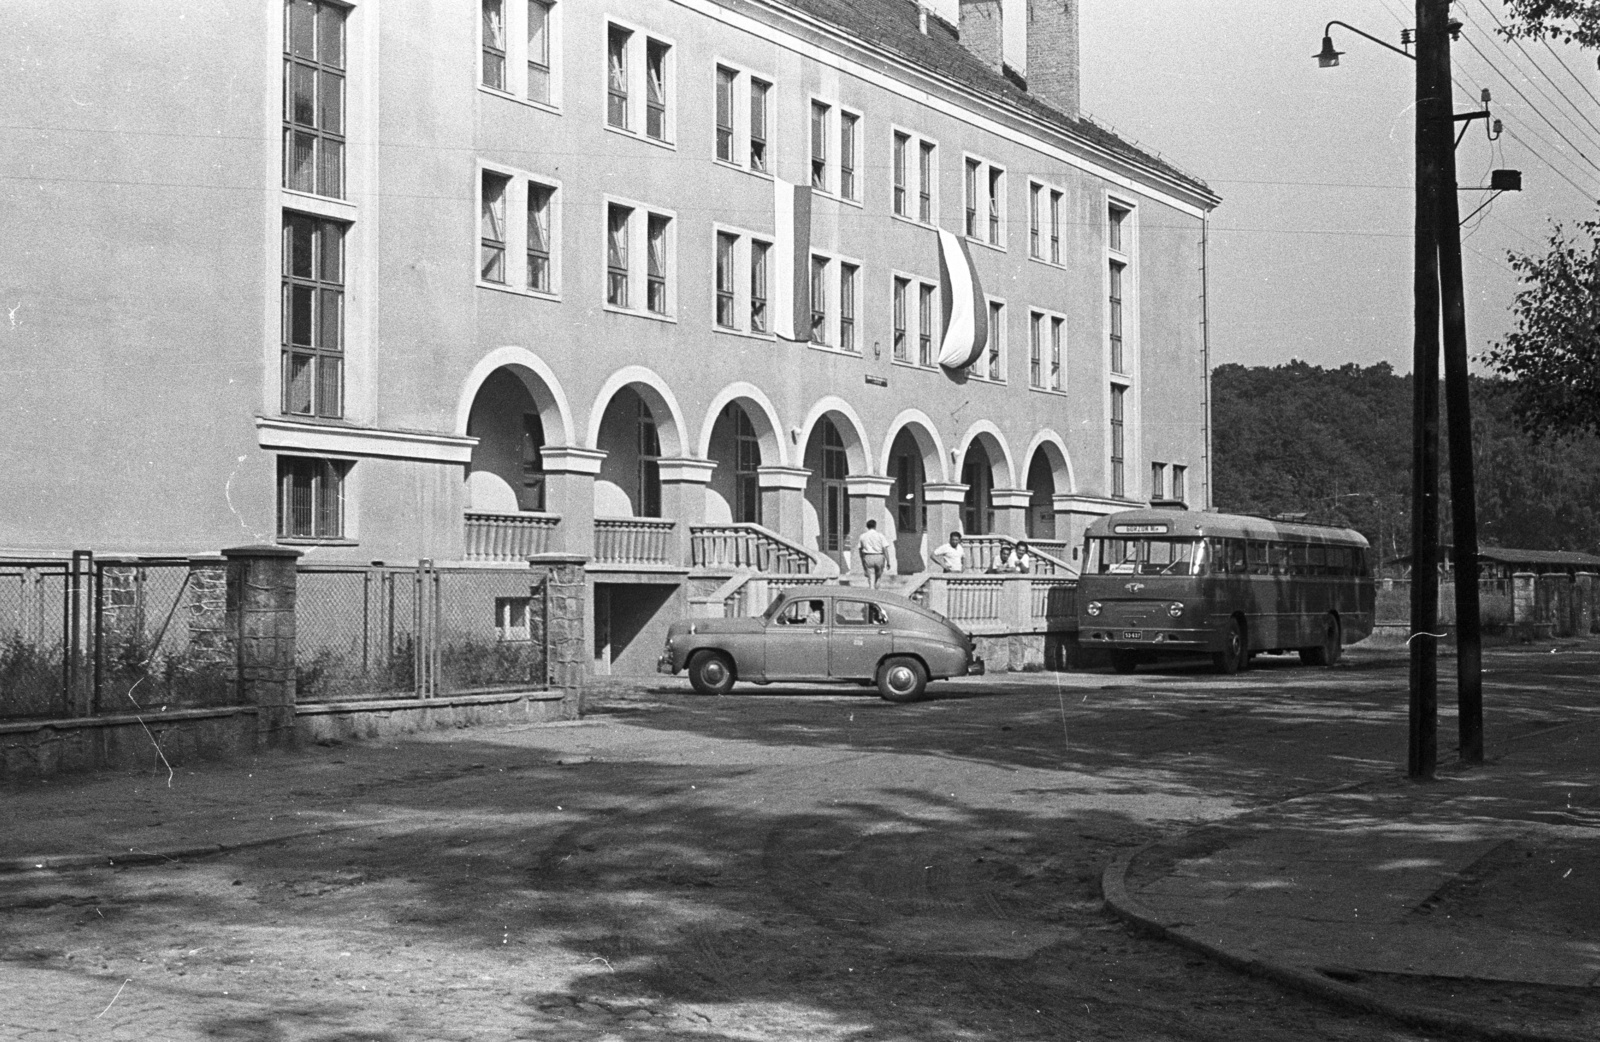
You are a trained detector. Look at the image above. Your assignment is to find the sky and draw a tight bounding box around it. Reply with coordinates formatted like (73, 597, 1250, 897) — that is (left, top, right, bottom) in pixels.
(933, 0, 1600, 374)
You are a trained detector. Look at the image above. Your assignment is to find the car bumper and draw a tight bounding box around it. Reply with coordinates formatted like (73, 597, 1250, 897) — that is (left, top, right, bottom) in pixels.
(1081, 627, 1212, 651)
(656, 649, 677, 674)
(967, 656, 986, 676)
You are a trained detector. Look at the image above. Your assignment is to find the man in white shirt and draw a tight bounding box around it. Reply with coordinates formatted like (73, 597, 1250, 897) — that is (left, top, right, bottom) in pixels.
(856, 519, 892, 587)
(931, 531, 966, 573)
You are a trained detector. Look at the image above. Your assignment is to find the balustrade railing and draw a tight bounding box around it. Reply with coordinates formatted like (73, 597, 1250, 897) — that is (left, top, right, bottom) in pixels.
(944, 577, 1004, 622)
(691, 523, 818, 575)
(961, 534, 1073, 576)
(463, 511, 560, 562)
(594, 517, 677, 566)
(1031, 577, 1078, 619)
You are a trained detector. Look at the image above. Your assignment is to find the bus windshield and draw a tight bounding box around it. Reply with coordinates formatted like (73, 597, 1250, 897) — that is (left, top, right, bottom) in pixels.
(1087, 537, 1206, 576)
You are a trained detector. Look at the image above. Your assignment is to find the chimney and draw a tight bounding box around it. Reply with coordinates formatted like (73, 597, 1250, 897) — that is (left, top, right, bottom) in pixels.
(1026, 0, 1081, 118)
(958, 0, 1005, 75)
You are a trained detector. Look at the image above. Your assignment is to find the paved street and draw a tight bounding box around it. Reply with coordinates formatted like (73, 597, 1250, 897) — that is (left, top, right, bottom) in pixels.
(2, 642, 1597, 1041)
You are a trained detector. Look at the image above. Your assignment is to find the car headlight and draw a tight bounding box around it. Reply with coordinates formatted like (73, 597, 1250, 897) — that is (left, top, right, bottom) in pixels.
(1086, 601, 1102, 617)
(1168, 601, 1184, 618)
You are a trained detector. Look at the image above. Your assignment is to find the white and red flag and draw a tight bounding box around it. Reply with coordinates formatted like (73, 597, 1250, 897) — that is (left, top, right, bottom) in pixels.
(936, 227, 989, 370)
(772, 177, 813, 341)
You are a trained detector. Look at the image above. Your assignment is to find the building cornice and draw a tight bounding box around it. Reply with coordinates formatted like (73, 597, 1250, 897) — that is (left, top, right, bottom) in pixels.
(256, 417, 476, 464)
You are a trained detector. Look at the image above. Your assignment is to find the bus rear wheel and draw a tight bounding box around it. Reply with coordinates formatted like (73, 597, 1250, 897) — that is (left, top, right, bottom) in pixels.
(1213, 619, 1247, 675)
(1299, 615, 1342, 667)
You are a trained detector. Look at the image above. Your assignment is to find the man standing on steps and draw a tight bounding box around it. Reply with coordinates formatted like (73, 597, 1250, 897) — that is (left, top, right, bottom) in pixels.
(931, 531, 966, 573)
(856, 519, 892, 588)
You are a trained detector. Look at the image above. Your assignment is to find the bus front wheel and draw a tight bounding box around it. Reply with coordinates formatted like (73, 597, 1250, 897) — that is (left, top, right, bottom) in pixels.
(1299, 615, 1342, 667)
(1213, 620, 1247, 675)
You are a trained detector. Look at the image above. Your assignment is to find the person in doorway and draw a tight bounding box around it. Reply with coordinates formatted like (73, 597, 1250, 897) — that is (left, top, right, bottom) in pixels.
(931, 531, 966, 573)
(856, 519, 892, 588)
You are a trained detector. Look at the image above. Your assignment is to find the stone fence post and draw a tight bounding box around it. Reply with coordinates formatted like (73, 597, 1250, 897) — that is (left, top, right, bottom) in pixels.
(222, 546, 301, 747)
(534, 553, 588, 718)
(1512, 572, 1536, 631)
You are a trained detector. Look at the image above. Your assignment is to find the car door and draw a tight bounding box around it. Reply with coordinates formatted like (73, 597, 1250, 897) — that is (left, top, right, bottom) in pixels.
(763, 596, 832, 680)
(829, 598, 894, 679)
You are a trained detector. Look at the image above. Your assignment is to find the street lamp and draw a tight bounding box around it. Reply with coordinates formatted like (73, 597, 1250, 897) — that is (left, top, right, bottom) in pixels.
(1315, 21, 1415, 66)
(1315, 6, 1500, 776)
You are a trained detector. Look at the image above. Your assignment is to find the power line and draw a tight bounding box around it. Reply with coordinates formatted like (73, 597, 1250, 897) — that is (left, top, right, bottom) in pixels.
(1459, 0, 1600, 151)
(1466, 0, 1600, 126)
(1454, 14, 1600, 173)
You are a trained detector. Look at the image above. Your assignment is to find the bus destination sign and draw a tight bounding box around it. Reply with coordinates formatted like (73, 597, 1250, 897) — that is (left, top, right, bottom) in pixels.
(1113, 524, 1170, 535)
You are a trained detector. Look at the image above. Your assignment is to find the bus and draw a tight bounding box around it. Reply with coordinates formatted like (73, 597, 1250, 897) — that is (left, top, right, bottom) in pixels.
(1076, 508, 1375, 674)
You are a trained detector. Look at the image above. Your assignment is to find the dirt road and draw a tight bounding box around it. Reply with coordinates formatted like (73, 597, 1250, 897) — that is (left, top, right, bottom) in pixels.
(4, 643, 1595, 1040)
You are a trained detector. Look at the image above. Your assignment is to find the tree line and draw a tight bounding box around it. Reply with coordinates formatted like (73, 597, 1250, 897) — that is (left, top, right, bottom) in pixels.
(1211, 361, 1600, 559)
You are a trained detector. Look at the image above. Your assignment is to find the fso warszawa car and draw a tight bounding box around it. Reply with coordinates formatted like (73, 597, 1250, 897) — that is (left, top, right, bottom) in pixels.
(658, 585, 984, 702)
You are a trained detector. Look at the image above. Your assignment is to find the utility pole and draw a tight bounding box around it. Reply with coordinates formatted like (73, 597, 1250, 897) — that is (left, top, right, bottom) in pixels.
(1434, 17, 1485, 767)
(1409, 0, 1447, 780)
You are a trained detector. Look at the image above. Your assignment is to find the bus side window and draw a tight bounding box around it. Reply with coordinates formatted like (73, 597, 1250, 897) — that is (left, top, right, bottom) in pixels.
(1229, 539, 1247, 574)
(1308, 544, 1326, 576)
(1248, 541, 1270, 575)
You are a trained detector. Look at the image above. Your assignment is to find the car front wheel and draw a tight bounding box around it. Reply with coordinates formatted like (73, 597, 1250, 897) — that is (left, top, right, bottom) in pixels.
(688, 650, 736, 695)
(876, 656, 927, 703)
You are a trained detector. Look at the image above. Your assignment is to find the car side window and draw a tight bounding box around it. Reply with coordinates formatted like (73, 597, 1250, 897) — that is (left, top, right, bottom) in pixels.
(777, 599, 827, 625)
(835, 600, 885, 626)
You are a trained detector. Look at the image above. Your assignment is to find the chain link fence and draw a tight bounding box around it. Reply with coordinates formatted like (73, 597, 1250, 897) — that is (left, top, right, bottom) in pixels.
(93, 558, 237, 714)
(0, 560, 72, 720)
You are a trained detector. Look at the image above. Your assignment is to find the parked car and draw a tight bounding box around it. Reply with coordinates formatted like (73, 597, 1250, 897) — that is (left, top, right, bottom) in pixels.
(657, 585, 984, 702)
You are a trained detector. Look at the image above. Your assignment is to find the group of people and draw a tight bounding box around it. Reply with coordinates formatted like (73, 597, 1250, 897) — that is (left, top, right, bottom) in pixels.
(854, 522, 1036, 587)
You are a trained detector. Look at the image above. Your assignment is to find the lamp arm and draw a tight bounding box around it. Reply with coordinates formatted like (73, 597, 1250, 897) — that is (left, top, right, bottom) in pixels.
(1325, 20, 1417, 61)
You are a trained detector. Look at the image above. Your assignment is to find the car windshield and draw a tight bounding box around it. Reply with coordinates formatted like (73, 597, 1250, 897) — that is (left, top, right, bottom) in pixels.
(1086, 537, 1206, 576)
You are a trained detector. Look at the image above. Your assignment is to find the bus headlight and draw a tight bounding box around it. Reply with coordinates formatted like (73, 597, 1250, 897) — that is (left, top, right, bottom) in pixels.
(1167, 601, 1185, 618)
(1086, 601, 1102, 617)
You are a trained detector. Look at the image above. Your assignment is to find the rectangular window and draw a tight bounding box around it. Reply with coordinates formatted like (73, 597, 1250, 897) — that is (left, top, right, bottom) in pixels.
(278, 457, 345, 539)
(918, 141, 935, 223)
(988, 167, 1003, 244)
(809, 254, 828, 343)
(1050, 189, 1063, 263)
(526, 183, 552, 292)
(810, 102, 828, 191)
(482, 0, 506, 90)
(284, 0, 347, 198)
(987, 300, 1003, 381)
(715, 66, 735, 162)
(527, 1, 551, 103)
(715, 231, 736, 328)
(750, 240, 769, 331)
(839, 112, 858, 200)
(918, 283, 935, 366)
(637, 400, 662, 517)
(606, 203, 630, 307)
(1050, 316, 1064, 390)
(1109, 204, 1127, 252)
(646, 213, 669, 314)
(1110, 261, 1125, 374)
(892, 131, 909, 216)
(1111, 385, 1126, 498)
(1172, 465, 1187, 504)
(964, 158, 979, 238)
(645, 38, 668, 141)
(282, 213, 345, 418)
(606, 25, 629, 129)
(749, 79, 769, 170)
(1029, 312, 1043, 387)
(892, 277, 908, 361)
(480, 171, 509, 284)
(839, 262, 858, 352)
(1029, 184, 1041, 258)
(1151, 462, 1166, 501)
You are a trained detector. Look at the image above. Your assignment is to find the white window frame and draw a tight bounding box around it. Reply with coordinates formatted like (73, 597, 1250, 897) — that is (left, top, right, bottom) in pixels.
(977, 296, 1007, 383)
(709, 224, 774, 339)
(1027, 308, 1068, 393)
(480, 0, 564, 111)
(476, 160, 562, 299)
(963, 152, 1006, 250)
(603, 19, 676, 147)
(889, 125, 938, 226)
(276, 454, 355, 543)
(1027, 178, 1066, 267)
(809, 95, 863, 206)
(889, 270, 940, 369)
(1106, 193, 1138, 380)
(1151, 461, 1167, 501)
(711, 60, 775, 177)
(602, 194, 676, 320)
(806, 249, 864, 352)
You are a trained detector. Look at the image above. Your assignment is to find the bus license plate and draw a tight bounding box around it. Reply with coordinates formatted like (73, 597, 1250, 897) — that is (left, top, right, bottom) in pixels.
(1121, 630, 1143, 640)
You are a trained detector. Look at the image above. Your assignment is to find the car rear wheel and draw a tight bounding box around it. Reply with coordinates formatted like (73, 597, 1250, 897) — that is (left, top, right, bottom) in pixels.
(876, 656, 927, 703)
(1109, 650, 1139, 674)
(688, 651, 735, 695)
(1213, 619, 1247, 675)
(1299, 614, 1342, 667)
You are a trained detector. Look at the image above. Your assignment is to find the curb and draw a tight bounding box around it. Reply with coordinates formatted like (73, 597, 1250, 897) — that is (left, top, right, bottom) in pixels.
(1101, 844, 1592, 1042)
(0, 820, 386, 874)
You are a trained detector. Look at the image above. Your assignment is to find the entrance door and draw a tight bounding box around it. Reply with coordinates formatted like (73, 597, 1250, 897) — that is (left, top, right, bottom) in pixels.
(819, 420, 850, 564)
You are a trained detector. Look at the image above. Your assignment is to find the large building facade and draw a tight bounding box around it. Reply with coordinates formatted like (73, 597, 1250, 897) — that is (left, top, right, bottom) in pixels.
(3, 0, 1219, 673)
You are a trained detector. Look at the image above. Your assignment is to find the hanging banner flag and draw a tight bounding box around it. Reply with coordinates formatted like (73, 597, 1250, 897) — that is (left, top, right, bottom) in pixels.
(937, 227, 988, 370)
(772, 177, 813, 341)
